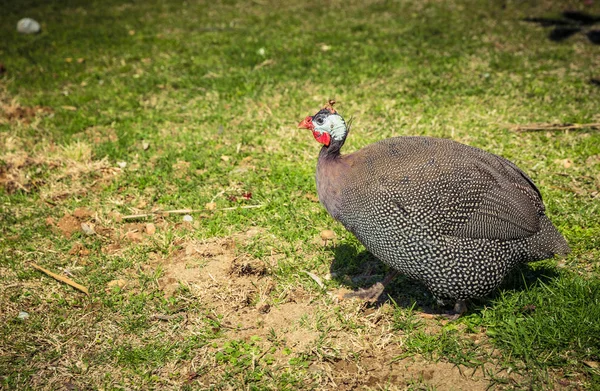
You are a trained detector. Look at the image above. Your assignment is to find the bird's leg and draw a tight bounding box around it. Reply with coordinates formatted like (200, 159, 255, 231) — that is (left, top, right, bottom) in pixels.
(442, 300, 467, 320)
(342, 270, 399, 303)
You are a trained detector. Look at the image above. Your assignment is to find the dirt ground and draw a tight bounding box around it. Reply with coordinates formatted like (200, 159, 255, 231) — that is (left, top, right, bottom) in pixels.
(143, 229, 497, 390)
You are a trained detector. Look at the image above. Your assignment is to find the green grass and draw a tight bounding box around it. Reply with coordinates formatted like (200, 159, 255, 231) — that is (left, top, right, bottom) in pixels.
(484, 276, 600, 366)
(1, 0, 600, 389)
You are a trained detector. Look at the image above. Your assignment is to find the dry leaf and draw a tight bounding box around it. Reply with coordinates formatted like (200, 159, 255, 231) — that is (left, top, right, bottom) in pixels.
(302, 270, 325, 289)
(107, 279, 128, 288)
(205, 202, 217, 210)
(61, 105, 77, 111)
(320, 230, 336, 240)
(220, 155, 231, 162)
(305, 193, 320, 202)
(584, 361, 599, 369)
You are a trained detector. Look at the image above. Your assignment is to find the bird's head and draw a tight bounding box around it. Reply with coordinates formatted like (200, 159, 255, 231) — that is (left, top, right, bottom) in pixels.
(298, 100, 348, 147)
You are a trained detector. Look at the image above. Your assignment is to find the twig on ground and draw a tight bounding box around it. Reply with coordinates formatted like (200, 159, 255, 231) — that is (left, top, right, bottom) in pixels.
(508, 122, 600, 132)
(30, 262, 89, 295)
(122, 204, 264, 220)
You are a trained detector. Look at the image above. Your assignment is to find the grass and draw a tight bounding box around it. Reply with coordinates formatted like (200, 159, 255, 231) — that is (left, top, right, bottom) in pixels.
(1, 0, 600, 389)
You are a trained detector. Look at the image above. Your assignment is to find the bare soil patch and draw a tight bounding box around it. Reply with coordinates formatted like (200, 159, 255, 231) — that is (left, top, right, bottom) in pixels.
(324, 355, 490, 391)
(144, 229, 509, 390)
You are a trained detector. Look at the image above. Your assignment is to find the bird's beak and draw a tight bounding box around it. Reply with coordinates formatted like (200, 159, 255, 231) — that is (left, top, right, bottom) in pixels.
(298, 116, 314, 130)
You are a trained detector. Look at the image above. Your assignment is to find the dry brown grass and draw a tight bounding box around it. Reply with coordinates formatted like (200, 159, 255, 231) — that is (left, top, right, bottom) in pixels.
(0, 136, 120, 199)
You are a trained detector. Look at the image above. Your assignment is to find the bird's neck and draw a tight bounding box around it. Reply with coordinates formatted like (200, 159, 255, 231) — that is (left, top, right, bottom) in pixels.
(318, 139, 344, 161)
(316, 145, 345, 221)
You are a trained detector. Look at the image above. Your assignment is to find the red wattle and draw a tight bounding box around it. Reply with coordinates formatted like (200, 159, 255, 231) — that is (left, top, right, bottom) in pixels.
(313, 131, 331, 146)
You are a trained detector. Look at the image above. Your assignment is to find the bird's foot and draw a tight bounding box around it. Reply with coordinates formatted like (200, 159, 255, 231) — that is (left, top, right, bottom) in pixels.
(340, 270, 399, 303)
(441, 300, 467, 320)
(342, 282, 385, 303)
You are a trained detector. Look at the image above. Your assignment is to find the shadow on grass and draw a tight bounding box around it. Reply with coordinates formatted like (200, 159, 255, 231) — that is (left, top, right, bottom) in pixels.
(524, 10, 600, 87)
(523, 11, 600, 44)
(328, 243, 560, 315)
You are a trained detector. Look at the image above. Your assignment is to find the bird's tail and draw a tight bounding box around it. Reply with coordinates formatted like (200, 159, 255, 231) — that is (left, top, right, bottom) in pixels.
(526, 216, 570, 261)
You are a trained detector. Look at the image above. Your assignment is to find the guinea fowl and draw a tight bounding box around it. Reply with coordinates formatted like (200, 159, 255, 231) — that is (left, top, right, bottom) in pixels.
(299, 102, 570, 316)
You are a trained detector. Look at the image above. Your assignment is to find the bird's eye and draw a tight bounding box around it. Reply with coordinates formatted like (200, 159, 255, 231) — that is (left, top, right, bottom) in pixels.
(315, 117, 325, 125)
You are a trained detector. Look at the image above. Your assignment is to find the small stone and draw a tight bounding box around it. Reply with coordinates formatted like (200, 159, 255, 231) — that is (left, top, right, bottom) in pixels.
(258, 303, 271, 314)
(81, 223, 95, 236)
(117, 161, 127, 168)
(17, 18, 41, 34)
(18, 311, 29, 320)
(142, 141, 150, 150)
(145, 223, 156, 235)
(220, 155, 230, 162)
(183, 214, 193, 222)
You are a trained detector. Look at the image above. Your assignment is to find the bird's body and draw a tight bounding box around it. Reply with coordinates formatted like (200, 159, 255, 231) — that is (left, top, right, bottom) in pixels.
(300, 104, 569, 311)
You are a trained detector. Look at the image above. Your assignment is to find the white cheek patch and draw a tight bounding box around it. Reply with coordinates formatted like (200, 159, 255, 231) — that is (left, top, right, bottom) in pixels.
(324, 115, 347, 141)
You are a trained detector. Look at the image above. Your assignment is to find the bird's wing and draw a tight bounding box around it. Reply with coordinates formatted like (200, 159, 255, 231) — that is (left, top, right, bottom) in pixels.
(370, 138, 544, 241)
(426, 152, 544, 241)
(343, 137, 545, 242)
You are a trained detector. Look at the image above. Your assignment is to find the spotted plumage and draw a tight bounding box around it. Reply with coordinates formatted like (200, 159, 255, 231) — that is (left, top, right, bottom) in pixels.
(299, 106, 570, 311)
